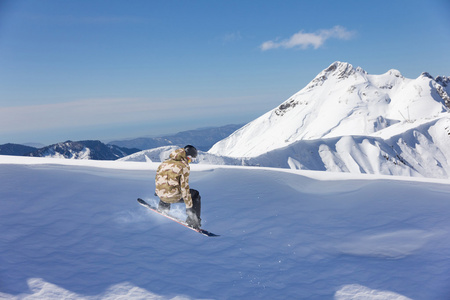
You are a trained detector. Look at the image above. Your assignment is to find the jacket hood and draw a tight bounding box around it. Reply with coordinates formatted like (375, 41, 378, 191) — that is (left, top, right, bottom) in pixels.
(169, 148, 187, 161)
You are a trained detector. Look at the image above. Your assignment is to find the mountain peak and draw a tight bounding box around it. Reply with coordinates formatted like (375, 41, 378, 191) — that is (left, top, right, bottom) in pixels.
(324, 61, 351, 74)
(325, 61, 367, 78)
(420, 72, 434, 80)
(306, 61, 365, 90)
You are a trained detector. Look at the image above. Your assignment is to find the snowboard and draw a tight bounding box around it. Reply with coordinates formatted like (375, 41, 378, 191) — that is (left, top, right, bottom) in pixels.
(137, 198, 219, 237)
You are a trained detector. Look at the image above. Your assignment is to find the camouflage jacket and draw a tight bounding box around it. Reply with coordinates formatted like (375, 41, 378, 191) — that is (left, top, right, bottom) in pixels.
(155, 148, 192, 208)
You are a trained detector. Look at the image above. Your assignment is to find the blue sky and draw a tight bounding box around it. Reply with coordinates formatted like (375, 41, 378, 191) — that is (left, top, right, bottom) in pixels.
(0, 0, 449, 145)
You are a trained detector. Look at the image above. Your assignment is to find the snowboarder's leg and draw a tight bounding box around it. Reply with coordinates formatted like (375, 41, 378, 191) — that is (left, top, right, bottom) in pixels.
(190, 189, 201, 219)
(158, 200, 171, 214)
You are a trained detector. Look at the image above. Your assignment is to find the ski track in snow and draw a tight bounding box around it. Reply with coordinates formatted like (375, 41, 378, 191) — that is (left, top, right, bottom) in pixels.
(1, 157, 450, 299)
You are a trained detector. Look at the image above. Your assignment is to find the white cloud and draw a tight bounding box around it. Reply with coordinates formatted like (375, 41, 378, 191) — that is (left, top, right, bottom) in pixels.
(260, 25, 355, 51)
(222, 31, 242, 43)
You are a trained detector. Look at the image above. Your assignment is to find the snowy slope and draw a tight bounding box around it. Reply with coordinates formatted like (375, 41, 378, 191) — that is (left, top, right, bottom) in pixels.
(117, 145, 179, 163)
(242, 116, 450, 178)
(119, 145, 246, 166)
(1, 156, 450, 299)
(209, 62, 449, 158)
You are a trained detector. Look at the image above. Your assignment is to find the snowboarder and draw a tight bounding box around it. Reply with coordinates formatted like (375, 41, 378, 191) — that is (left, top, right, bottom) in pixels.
(155, 145, 202, 229)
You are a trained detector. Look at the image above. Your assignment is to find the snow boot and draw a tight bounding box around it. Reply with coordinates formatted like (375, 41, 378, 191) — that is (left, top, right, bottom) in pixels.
(186, 207, 201, 229)
(158, 200, 171, 214)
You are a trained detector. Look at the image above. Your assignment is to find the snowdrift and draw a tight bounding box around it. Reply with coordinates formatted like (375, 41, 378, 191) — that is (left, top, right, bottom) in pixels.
(1, 156, 450, 299)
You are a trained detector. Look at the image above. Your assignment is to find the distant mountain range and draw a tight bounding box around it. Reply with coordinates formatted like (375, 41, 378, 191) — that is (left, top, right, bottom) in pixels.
(108, 124, 243, 151)
(25, 140, 140, 160)
(0, 124, 243, 160)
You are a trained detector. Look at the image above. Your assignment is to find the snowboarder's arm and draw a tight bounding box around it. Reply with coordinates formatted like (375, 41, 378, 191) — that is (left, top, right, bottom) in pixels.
(180, 166, 193, 208)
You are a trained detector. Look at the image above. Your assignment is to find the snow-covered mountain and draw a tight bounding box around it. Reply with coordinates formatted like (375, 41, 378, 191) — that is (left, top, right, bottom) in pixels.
(209, 62, 449, 157)
(205, 61, 450, 178)
(27, 140, 139, 160)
